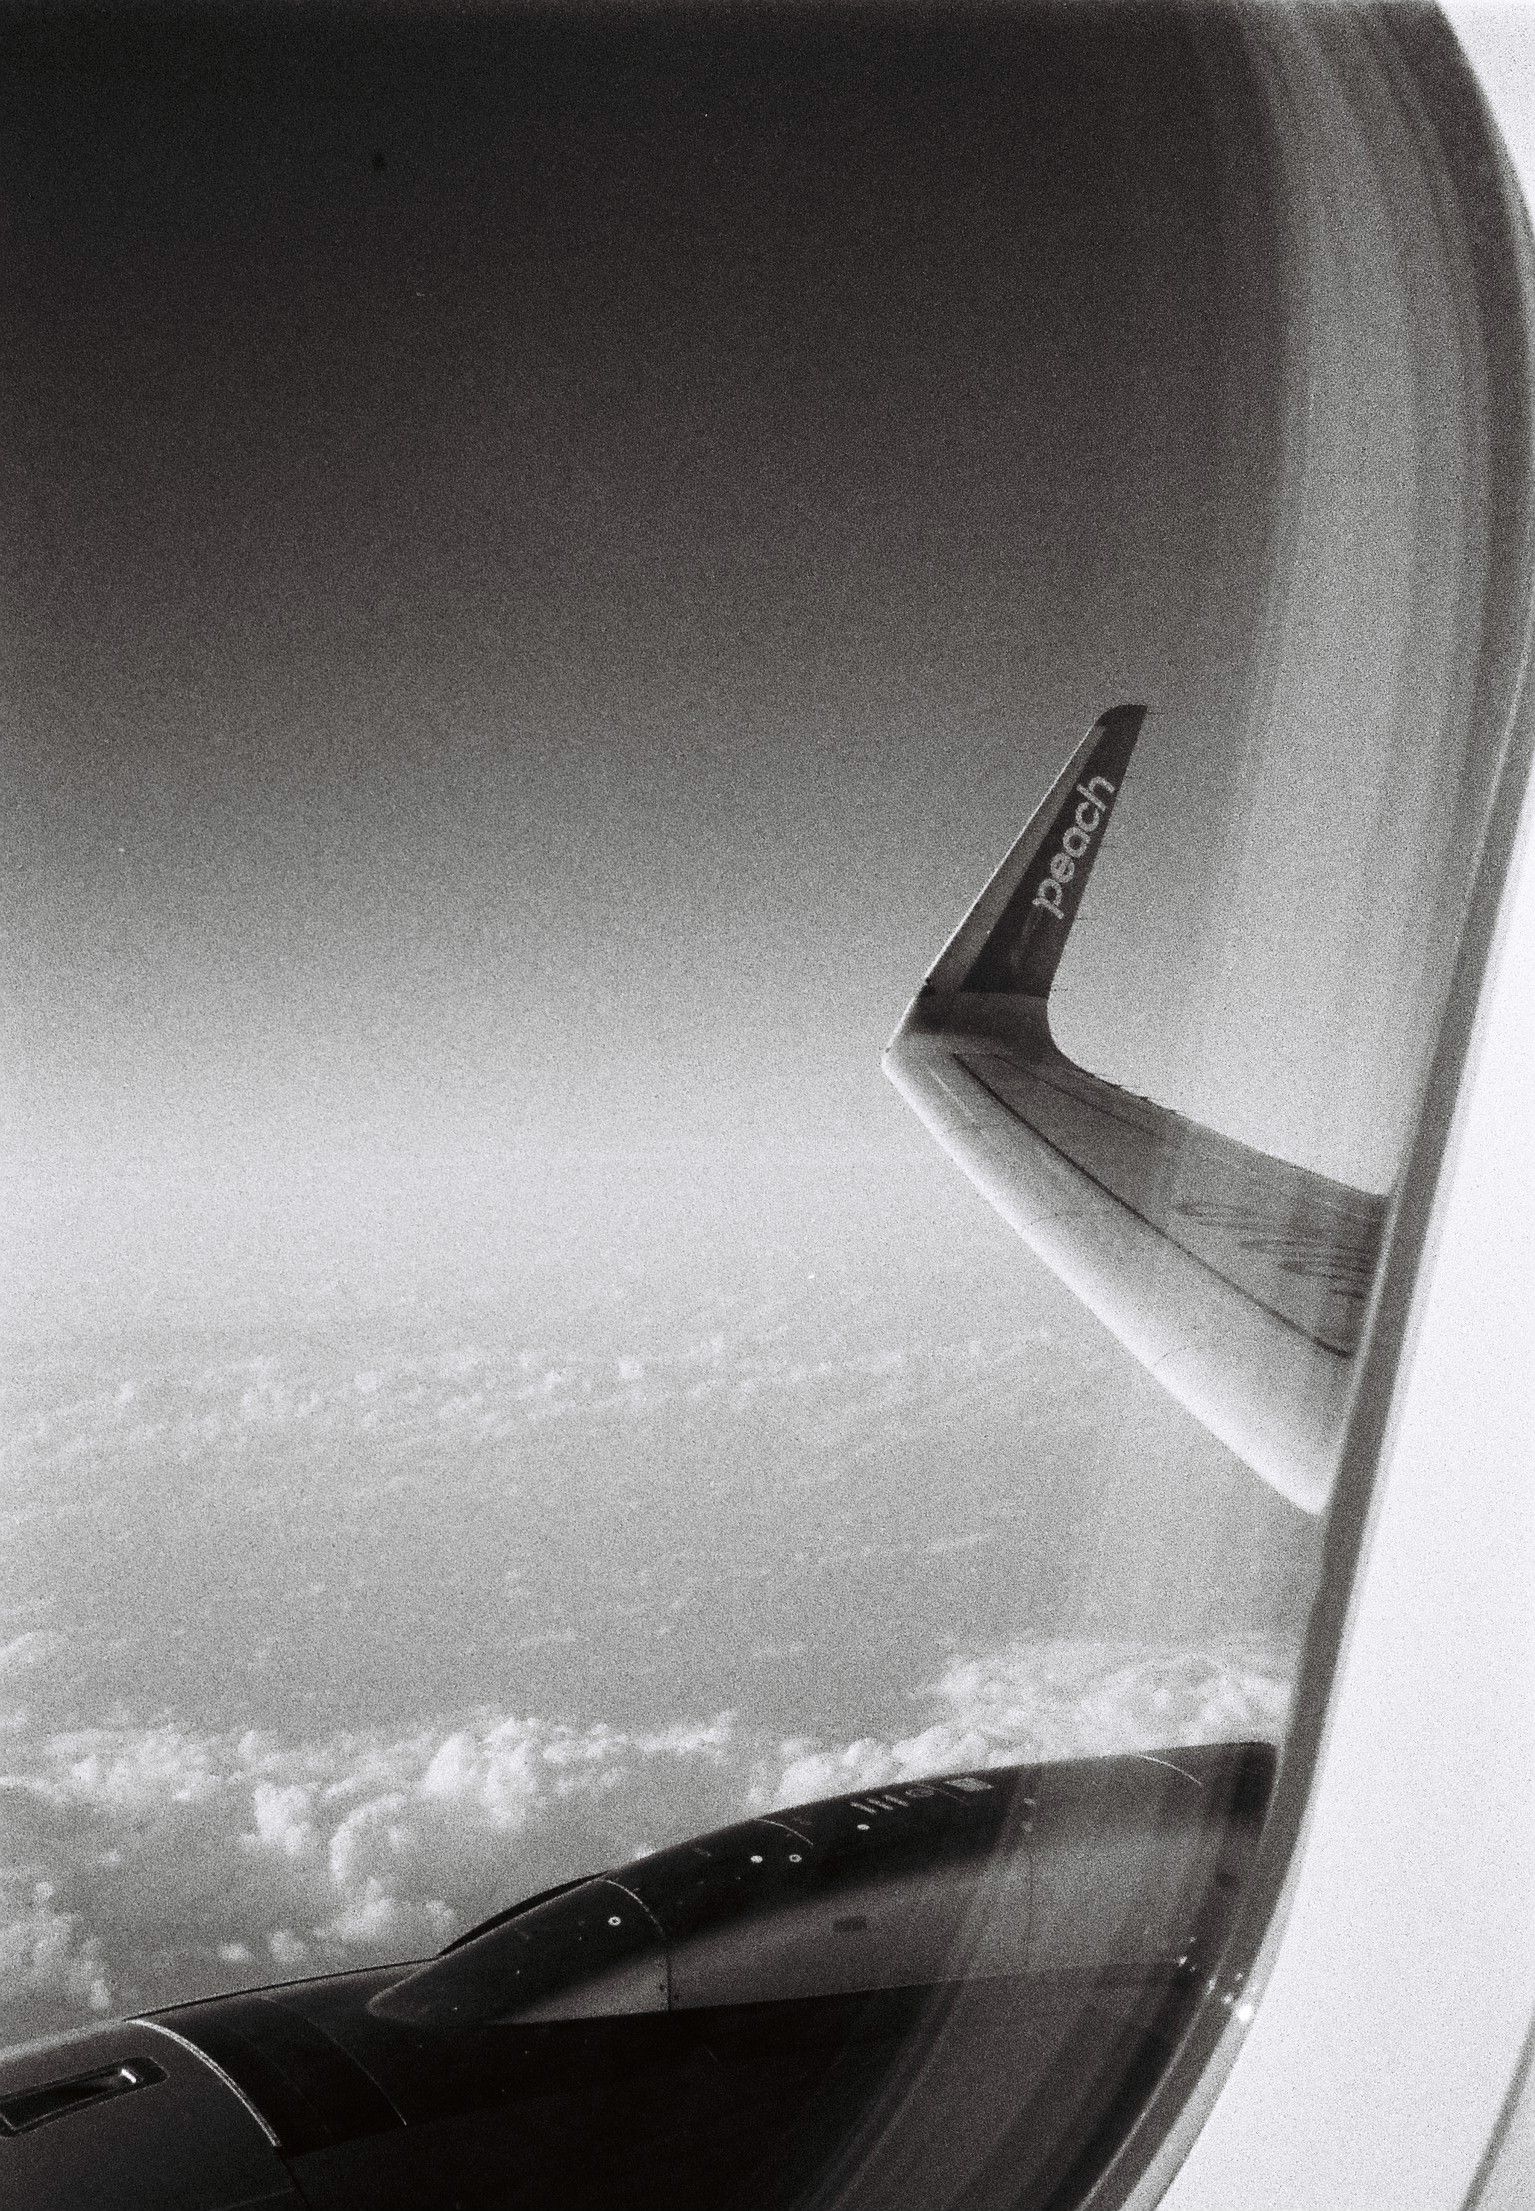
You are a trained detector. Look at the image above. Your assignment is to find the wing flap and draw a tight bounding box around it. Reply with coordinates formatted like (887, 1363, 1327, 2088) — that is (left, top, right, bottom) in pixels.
(956, 1045, 1383, 1354)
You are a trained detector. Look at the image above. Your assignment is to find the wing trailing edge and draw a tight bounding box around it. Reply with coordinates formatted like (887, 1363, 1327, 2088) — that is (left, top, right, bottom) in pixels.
(884, 707, 1386, 1514)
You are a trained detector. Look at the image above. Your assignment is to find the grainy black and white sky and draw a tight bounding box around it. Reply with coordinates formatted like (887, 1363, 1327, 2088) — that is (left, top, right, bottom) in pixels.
(2, 0, 1297, 1332)
(4, 0, 1506, 2039)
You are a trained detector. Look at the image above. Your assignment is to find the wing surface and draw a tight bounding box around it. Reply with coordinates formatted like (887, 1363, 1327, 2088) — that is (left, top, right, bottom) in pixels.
(883, 708, 1387, 1511)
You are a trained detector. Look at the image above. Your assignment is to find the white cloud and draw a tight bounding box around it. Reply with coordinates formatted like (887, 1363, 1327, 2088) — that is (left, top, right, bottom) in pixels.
(755, 1637, 1296, 1807)
(247, 1781, 315, 1859)
(0, 1631, 67, 1678)
(0, 1634, 1295, 2049)
(0, 1883, 113, 2021)
(267, 1928, 310, 1972)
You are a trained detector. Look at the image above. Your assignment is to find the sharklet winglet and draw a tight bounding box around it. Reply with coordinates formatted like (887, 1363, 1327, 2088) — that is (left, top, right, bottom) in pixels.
(883, 704, 1384, 1515)
(920, 704, 1145, 1005)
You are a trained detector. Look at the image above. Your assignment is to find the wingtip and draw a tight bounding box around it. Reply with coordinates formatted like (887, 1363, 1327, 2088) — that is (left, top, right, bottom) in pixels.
(945, 703, 1146, 1001)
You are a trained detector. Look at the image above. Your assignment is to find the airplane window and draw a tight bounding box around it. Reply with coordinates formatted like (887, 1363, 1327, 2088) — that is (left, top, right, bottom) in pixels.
(3, 3, 1531, 2209)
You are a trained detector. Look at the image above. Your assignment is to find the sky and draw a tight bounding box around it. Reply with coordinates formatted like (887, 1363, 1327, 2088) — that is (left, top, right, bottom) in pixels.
(0, 0, 1294, 1332)
(1, 0, 1509, 1341)
(0, 0, 1519, 2047)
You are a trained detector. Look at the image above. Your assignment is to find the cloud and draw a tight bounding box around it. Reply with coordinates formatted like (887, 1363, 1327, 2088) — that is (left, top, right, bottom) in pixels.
(756, 1636, 1296, 1806)
(0, 1635, 1295, 2049)
(0, 1882, 113, 2027)
(0, 1632, 66, 1679)
(0, 1705, 754, 2042)
(5, 1312, 1060, 1557)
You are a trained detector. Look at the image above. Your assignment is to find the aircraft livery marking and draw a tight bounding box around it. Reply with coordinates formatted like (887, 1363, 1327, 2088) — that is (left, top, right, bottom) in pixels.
(846, 1776, 995, 1818)
(1032, 776, 1118, 921)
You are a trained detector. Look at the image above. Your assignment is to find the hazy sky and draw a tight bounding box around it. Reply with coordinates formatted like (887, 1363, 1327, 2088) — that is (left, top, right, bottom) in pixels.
(21, 0, 1512, 2046)
(1, 0, 1301, 1331)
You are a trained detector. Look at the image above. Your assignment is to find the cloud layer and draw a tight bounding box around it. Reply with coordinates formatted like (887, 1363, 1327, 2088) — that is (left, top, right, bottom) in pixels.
(1, 1633, 1295, 2048)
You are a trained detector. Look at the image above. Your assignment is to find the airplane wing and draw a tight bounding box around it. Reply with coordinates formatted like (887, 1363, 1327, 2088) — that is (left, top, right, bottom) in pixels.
(882, 707, 1387, 1512)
